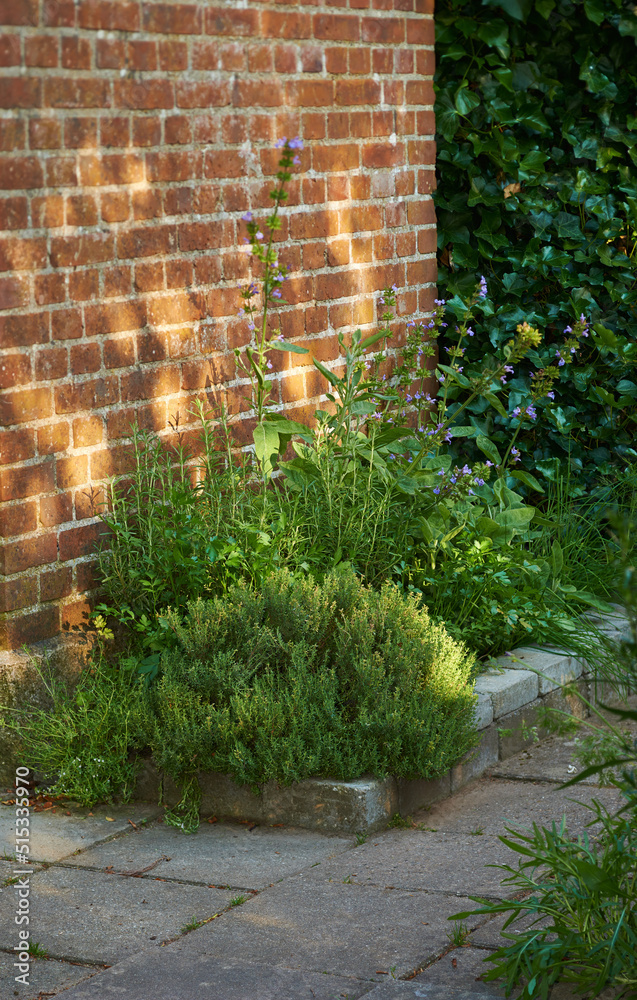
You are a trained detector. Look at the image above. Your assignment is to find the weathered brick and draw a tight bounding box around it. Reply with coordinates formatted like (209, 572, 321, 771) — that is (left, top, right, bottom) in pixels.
(0, 606, 60, 650)
(0, 500, 37, 538)
(0, 533, 57, 574)
(40, 492, 73, 527)
(0, 429, 35, 465)
(0, 388, 52, 426)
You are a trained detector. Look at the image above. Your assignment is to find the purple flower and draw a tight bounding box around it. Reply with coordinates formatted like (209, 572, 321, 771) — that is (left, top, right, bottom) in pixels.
(527, 405, 537, 420)
(564, 325, 572, 334)
(511, 447, 520, 462)
(467, 327, 475, 337)
(504, 365, 514, 374)
(439, 374, 446, 383)
(434, 298, 446, 306)
(275, 137, 287, 148)
(485, 460, 494, 467)
(289, 136, 304, 150)
(248, 322, 256, 332)
(513, 406, 521, 417)
(437, 468, 445, 476)
(391, 283, 399, 293)
(547, 391, 555, 400)
(500, 376, 507, 384)
(293, 156, 301, 166)
(271, 288, 282, 299)
(433, 488, 440, 494)
(478, 275, 488, 298)
(266, 361, 273, 370)
(444, 430, 453, 442)
(407, 320, 416, 329)
(256, 231, 264, 241)
(242, 211, 253, 222)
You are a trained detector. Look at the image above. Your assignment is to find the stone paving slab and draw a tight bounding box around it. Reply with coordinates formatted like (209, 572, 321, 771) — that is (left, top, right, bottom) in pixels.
(0, 953, 96, 1000)
(54, 950, 372, 1000)
(0, 866, 234, 965)
(302, 831, 513, 898)
(411, 945, 501, 997)
(362, 984, 496, 999)
(489, 733, 607, 785)
(416, 777, 621, 836)
(0, 858, 41, 884)
(0, 803, 161, 864)
(169, 874, 485, 981)
(70, 819, 354, 890)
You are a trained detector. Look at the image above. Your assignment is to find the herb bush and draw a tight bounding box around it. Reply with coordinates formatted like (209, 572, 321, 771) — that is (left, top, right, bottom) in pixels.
(142, 568, 478, 793)
(435, 0, 637, 486)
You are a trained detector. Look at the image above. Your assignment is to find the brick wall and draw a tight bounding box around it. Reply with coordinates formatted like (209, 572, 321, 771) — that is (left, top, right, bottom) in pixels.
(0, 0, 436, 652)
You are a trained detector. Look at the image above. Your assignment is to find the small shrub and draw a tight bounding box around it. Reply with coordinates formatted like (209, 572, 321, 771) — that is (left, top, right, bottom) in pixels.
(9, 654, 143, 809)
(141, 567, 478, 800)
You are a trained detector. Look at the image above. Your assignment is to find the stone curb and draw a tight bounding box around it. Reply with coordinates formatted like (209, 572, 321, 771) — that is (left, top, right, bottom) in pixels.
(131, 607, 632, 834)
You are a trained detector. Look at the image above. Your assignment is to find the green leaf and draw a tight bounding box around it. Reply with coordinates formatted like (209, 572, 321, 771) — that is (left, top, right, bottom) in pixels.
(483, 391, 508, 419)
(252, 422, 280, 477)
(313, 359, 340, 387)
(450, 425, 478, 437)
(510, 469, 544, 492)
(454, 85, 481, 115)
(494, 505, 536, 529)
(475, 434, 502, 465)
(268, 340, 309, 355)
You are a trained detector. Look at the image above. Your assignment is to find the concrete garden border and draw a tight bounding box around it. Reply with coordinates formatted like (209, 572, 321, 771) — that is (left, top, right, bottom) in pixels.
(133, 606, 632, 834)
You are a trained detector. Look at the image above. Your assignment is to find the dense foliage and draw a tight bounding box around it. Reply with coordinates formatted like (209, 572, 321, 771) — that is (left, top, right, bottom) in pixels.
(435, 0, 637, 485)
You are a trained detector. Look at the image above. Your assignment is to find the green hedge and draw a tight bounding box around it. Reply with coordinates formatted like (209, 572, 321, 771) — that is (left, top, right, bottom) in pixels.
(435, 0, 637, 485)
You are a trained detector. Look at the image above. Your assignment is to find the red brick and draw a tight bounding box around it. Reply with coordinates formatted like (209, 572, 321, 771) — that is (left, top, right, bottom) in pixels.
(313, 14, 360, 40)
(44, 78, 110, 109)
(38, 421, 69, 455)
(117, 225, 177, 259)
(84, 300, 146, 335)
(134, 261, 164, 292)
(176, 81, 231, 108)
(0, 0, 39, 25)
(35, 346, 68, 381)
(76, 559, 99, 592)
(312, 144, 360, 172)
(90, 443, 135, 479)
(25, 36, 58, 67)
(0, 195, 27, 229)
(70, 342, 101, 374)
(205, 6, 258, 35)
(32, 195, 64, 228)
(69, 269, 99, 302)
(58, 521, 105, 560)
(335, 79, 381, 106)
(46, 155, 78, 186)
(261, 10, 312, 38)
(0, 312, 48, 348)
(51, 307, 83, 341)
(0, 275, 28, 310)
(0, 353, 31, 390)
(78, 1, 140, 31)
(0, 117, 25, 151)
(0, 576, 37, 614)
(287, 80, 333, 107)
(362, 143, 405, 168)
(0, 387, 52, 426)
(40, 566, 72, 602)
(0, 77, 41, 108)
(72, 415, 104, 448)
(56, 454, 88, 488)
(128, 39, 157, 71)
(101, 190, 129, 223)
(120, 365, 181, 402)
(362, 16, 404, 42)
(54, 376, 119, 414)
(35, 273, 65, 305)
(143, 2, 201, 33)
(407, 198, 436, 225)
(0, 462, 55, 502)
(159, 40, 188, 71)
(66, 194, 98, 226)
(50, 233, 114, 268)
(407, 16, 434, 44)
(61, 36, 92, 70)
(104, 337, 135, 369)
(0, 606, 60, 650)
(165, 115, 192, 145)
(40, 492, 73, 527)
(132, 189, 162, 220)
(0, 429, 35, 466)
(0, 236, 47, 271)
(100, 116, 129, 147)
(103, 266, 132, 298)
(114, 79, 173, 110)
(65, 116, 98, 148)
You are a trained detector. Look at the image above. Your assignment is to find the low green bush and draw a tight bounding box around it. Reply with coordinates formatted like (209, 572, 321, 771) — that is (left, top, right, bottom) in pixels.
(143, 568, 478, 793)
(12, 569, 478, 829)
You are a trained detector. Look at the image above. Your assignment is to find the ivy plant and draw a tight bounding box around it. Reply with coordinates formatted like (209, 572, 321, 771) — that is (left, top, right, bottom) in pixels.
(435, 0, 637, 488)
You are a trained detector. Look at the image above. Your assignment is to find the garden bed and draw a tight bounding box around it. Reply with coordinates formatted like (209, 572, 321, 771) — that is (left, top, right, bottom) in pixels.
(129, 607, 631, 834)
